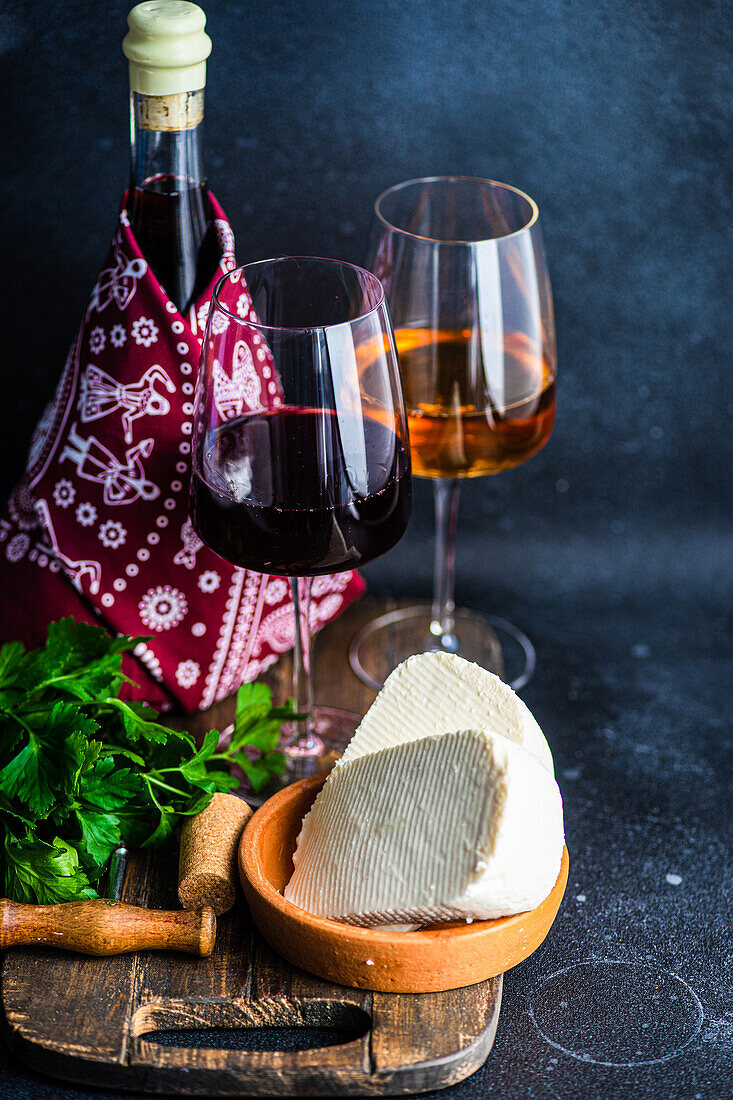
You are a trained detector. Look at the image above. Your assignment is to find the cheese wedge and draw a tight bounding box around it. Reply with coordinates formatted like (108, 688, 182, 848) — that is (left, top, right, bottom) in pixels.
(284, 729, 564, 926)
(336, 651, 554, 774)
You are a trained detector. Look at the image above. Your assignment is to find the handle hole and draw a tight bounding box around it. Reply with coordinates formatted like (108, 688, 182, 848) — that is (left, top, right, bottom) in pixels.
(143, 1022, 368, 1051)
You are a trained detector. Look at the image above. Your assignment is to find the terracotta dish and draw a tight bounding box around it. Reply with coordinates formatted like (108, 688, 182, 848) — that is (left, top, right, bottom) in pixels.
(239, 772, 568, 993)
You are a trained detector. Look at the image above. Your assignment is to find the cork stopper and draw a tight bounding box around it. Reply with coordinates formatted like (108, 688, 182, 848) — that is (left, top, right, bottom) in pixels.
(135, 90, 203, 131)
(178, 793, 253, 916)
(123, 1, 212, 96)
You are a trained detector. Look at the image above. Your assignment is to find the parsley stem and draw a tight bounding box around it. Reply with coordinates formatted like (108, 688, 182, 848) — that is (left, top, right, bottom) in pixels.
(142, 776, 166, 813)
(1, 709, 37, 740)
(146, 773, 189, 798)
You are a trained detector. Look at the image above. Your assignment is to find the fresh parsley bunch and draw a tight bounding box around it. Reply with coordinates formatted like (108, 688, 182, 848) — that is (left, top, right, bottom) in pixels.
(0, 619, 293, 904)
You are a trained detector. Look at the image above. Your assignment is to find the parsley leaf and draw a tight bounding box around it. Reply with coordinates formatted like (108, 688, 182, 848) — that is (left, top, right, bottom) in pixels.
(4, 835, 97, 904)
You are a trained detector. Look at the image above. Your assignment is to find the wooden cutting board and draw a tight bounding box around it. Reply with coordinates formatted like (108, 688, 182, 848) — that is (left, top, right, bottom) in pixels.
(0, 600, 504, 1096)
(1, 849, 502, 1095)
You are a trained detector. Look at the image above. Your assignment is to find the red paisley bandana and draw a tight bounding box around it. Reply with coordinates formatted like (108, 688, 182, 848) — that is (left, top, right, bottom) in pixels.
(0, 193, 364, 712)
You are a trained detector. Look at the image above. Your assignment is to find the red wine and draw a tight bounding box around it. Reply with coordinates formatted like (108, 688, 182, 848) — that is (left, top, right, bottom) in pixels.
(128, 176, 220, 314)
(191, 408, 411, 576)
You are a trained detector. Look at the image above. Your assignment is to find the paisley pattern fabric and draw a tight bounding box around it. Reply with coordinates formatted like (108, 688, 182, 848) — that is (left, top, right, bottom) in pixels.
(0, 193, 364, 712)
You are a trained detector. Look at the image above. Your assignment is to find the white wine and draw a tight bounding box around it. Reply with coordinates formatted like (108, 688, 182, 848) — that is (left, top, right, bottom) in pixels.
(395, 328, 556, 478)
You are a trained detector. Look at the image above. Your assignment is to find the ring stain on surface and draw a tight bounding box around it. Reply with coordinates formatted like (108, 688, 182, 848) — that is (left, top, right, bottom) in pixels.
(528, 960, 703, 1067)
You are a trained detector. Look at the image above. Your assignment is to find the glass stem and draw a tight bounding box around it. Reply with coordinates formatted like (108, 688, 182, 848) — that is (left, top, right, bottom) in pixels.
(285, 577, 323, 755)
(430, 478, 461, 652)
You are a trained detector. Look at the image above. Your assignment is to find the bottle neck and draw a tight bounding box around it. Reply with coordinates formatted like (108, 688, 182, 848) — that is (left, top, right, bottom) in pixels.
(129, 90, 206, 194)
(127, 89, 218, 315)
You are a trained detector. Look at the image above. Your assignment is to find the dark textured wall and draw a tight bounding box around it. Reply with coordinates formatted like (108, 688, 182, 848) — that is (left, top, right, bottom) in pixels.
(2, 0, 731, 523)
(1, 6, 731, 1098)
(3, 0, 731, 680)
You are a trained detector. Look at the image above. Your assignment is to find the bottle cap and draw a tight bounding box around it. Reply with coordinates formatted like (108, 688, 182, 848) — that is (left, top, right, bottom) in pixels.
(123, 1, 212, 96)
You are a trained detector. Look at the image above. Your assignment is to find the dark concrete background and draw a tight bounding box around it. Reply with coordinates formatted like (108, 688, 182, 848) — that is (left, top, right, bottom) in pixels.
(1, 1, 731, 1097)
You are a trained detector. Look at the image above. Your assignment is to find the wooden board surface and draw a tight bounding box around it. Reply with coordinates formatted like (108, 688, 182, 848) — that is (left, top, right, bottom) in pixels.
(0, 599, 503, 1096)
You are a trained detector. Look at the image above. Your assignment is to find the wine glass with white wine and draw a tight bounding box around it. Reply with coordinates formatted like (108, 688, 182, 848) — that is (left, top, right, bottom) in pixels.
(350, 176, 556, 691)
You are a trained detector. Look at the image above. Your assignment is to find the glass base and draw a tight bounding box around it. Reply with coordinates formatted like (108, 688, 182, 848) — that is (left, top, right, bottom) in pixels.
(242, 706, 360, 806)
(349, 605, 536, 693)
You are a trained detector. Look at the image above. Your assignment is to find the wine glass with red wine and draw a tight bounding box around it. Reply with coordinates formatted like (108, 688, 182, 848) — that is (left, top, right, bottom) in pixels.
(191, 257, 411, 788)
(350, 176, 556, 692)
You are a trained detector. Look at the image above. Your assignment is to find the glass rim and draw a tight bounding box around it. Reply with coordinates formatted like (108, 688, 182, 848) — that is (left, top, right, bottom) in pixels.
(373, 175, 539, 244)
(211, 256, 386, 333)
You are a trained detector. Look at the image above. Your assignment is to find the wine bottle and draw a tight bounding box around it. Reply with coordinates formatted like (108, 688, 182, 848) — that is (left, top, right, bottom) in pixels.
(122, 1, 220, 314)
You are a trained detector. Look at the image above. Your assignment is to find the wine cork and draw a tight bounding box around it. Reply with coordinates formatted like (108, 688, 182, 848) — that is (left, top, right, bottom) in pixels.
(136, 90, 204, 131)
(178, 793, 252, 915)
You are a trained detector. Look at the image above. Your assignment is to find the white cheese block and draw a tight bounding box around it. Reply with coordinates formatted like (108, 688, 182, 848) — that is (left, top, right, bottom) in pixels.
(284, 728, 565, 926)
(336, 651, 554, 774)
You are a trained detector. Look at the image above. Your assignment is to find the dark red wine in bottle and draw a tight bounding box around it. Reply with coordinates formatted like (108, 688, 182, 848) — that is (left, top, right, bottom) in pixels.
(191, 408, 412, 577)
(128, 178, 219, 315)
(123, 2, 220, 314)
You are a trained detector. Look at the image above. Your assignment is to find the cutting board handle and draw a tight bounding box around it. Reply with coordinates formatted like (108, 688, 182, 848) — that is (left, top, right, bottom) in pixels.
(0, 899, 216, 957)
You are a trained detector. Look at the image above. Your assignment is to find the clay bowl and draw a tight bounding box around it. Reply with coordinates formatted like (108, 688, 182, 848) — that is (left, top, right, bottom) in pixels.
(239, 772, 569, 994)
